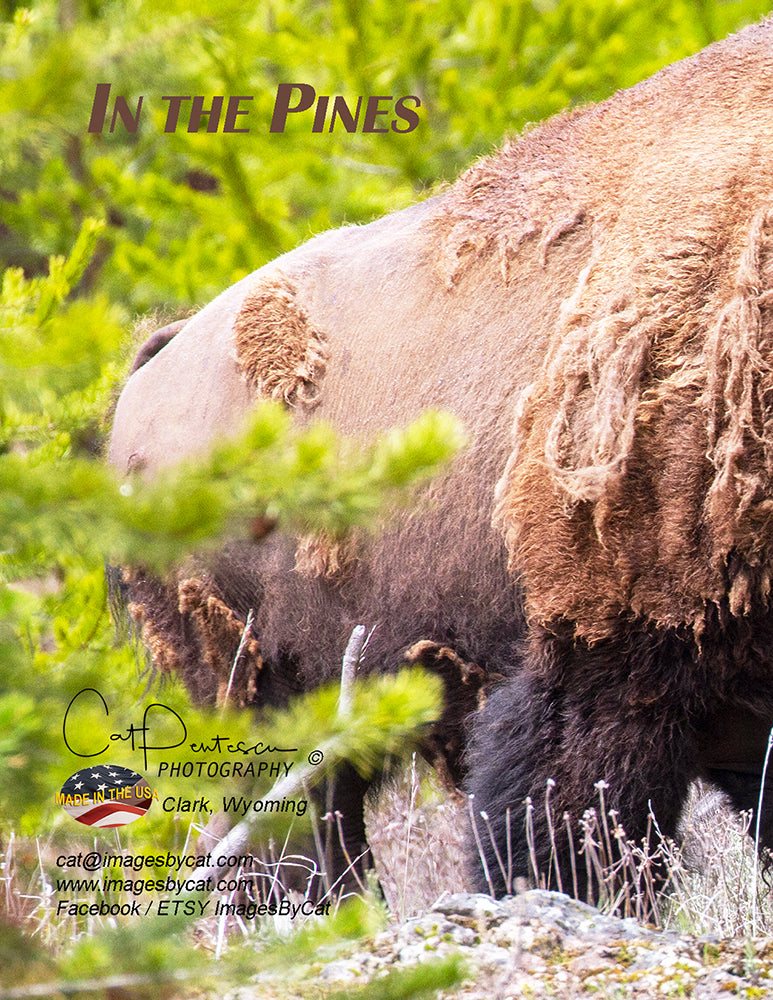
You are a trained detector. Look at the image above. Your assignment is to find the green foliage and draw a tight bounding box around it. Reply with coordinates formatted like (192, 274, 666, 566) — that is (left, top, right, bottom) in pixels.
(3, 393, 463, 575)
(0, 589, 62, 829)
(1, 0, 769, 314)
(326, 955, 467, 1000)
(0, 204, 455, 998)
(0, 218, 123, 457)
(0, 222, 458, 841)
(0, 670, 443, 996)
(261, 668, 443, 784)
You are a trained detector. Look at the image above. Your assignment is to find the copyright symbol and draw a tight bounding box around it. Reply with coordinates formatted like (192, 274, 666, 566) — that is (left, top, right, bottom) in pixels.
(83, 852, 101, 871)
(308, 750, 324, 766)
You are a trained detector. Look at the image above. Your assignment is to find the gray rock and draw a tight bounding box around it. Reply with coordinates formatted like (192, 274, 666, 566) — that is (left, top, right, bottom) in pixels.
(241, 889, 773, 999)
(433, 892, 512, 921)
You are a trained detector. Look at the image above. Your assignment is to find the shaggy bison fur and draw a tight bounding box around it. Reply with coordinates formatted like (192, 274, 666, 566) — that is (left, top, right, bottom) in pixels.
(110, 20, 773, 901)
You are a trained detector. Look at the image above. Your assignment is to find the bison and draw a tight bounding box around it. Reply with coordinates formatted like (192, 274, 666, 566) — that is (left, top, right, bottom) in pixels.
(110, 19, 773, 902)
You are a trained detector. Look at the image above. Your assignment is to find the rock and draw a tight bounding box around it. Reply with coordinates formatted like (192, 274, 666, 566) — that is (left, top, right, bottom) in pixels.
(235, 889, 773, 998)
(433, 893, 512, 923)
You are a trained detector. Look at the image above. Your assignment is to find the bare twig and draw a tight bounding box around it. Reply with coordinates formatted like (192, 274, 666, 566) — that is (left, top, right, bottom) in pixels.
(338, 624, 366, 718)
(1, 969, 195, 999)
(467, 795, 495, 896)
(752, 726, 773, 937)
(221, 608, 255, 712)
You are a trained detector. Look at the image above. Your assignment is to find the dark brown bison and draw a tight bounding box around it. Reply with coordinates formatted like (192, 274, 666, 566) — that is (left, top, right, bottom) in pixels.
(110, 19, 773, 901)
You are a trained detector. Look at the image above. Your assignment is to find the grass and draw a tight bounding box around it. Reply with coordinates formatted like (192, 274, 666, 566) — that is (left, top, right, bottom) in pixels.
(3, 763, 773, 998)
(0, 808, 376, 999)
(363, 756, 468, 922)
(466, 775, 773, 935)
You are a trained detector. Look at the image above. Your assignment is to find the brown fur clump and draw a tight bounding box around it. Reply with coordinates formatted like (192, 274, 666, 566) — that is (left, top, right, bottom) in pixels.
(233, 272, 329, 408)
(127, 598, 184, 677)
(122, 569, 217, 705)
(493, 205, 773, 642)
(425, 22, 773, 643)
(177, 575, 262, 707)
(403, 639, 493, 792)
(293, 531, 359, 580)
(432, 126, 588, 288)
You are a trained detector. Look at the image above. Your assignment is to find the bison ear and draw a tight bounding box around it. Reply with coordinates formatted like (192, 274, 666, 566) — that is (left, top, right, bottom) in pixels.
(233, 271, 329, 409)
(129, 319, 188, 375)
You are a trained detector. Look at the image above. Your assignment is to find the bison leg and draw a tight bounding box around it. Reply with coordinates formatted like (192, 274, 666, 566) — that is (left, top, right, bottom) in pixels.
(316, 764, 373, 894)
(467, 623, 696, 902)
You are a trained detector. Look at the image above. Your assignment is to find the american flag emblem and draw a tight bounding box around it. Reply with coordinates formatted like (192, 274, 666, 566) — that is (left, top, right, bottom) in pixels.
(59, 765, 153, 827)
